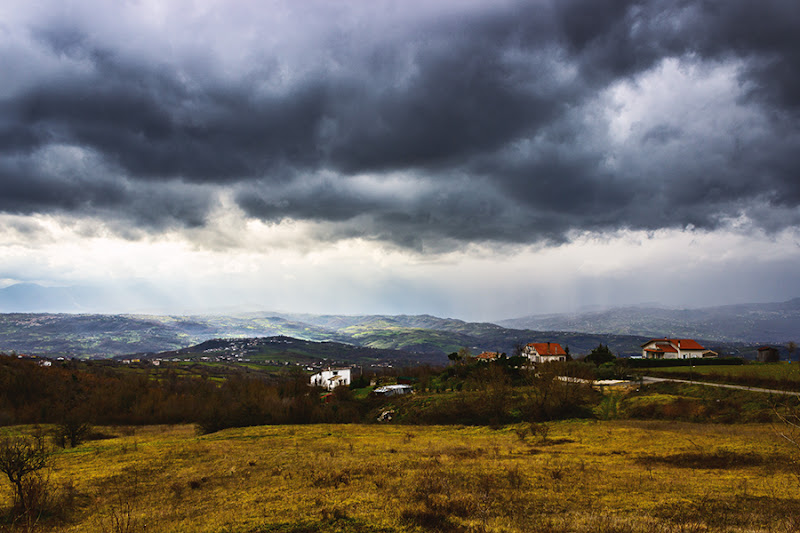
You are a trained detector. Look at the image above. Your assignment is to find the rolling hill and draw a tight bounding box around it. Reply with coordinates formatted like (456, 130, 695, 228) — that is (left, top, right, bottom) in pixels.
(0, 310, 751, 362)
(148, 335, 437, 366)
(4, 287, 792, 361)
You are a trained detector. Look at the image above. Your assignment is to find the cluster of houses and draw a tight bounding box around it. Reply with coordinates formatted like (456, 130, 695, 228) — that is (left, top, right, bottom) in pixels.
(309, 367, 414, 396)
(481, 338, 720, 362)
(306, 337, 786, 393)
(477, 342, 570, 364)
(469, 337, 724, 369)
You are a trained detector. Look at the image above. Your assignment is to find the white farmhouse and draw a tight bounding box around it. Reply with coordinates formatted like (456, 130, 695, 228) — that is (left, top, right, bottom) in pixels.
(309, 368, 351, 390)
(641, 338, 717, 359)
(522, 342, 568, 363)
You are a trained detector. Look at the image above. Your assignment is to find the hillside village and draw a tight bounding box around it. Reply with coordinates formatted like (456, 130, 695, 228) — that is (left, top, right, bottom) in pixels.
(308, 337, 731, 393)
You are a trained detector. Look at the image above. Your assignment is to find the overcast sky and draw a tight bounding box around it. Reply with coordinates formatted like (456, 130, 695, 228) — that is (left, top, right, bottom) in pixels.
(1, 0, 799, 319)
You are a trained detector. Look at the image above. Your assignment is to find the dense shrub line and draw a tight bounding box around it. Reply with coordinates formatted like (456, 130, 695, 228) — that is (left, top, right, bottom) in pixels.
(0, 355, 605, 433)
(620, 382, 780, 423)
(393, 362, 598, 426)
(0, 355, 373, 433)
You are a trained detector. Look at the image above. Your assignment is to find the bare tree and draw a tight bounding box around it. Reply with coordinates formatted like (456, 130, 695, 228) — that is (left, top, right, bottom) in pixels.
(774, 400, 800, 483)
(0, 433, 51, 518)
(788, 341, 798, 364)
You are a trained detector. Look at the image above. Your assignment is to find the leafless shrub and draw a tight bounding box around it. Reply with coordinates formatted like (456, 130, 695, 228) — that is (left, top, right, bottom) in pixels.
(310, 469, 351, 488)
(773, 400, 800, 480)
(97, 468, 145, 533)
(319, 505, 349, 521)
(0, 433, 52, 523)
(505, 464, 525, 490)
(547, 463, 565, 481)
(187, 476, 209, 489)
(52, 418, 92, 449)
(530, 422, 550, 442)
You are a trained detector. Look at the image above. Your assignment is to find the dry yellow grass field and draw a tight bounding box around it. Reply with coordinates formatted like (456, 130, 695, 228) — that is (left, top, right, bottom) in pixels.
(1, 420, 799, 532)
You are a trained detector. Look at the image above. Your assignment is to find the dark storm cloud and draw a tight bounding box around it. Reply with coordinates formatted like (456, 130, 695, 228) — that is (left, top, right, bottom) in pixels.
(0, 145, 214, 230)
(13, 35, 329, 181)
(2, 0, 799, 246)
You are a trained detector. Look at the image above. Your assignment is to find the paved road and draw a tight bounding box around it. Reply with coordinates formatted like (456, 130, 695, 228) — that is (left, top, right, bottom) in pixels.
(639, 375, 800, 397)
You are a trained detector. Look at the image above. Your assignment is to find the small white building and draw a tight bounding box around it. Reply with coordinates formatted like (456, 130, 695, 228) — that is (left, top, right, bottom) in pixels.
(641, 338, 717, 359)
(372, 384, 413, 397)
(309, 368, 351, 390)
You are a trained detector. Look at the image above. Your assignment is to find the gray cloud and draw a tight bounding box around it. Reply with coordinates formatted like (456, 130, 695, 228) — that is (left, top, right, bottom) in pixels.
(1, 0, 799, 248)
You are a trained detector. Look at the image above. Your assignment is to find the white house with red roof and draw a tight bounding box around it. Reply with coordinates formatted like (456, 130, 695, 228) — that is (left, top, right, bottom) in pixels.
(641, 338, 717, 359)
(522, 342, 568, 363)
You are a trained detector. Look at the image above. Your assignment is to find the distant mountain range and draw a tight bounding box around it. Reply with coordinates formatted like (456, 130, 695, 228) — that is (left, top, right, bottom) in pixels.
(0, 283, 795, 362)
(0, 311, 622, 358)
(0, 309, 756, 363)
(498, 298, 800, 344)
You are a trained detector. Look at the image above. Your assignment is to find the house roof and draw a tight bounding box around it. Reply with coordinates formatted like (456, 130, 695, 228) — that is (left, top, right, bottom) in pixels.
(676, 339, 705, 350)
(527, 342, 567, 356)
(645, 343, 678, 354)
(476, 351, 500, 360)
(641, 338, 706, 350)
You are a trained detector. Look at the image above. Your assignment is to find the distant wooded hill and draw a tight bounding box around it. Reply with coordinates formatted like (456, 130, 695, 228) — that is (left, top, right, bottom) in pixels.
(149, 335, 432, 366)
(1, 283, 796, 345)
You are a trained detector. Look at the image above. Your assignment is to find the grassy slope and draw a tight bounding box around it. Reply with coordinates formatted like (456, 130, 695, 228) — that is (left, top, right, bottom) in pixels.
(2, 420, 798, 532)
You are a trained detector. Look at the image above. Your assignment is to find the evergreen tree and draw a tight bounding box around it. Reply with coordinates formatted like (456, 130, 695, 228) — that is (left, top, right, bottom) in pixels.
(585, 344, 615, 366)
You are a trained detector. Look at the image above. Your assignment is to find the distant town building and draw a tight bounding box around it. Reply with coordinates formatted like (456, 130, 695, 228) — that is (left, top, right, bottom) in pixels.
(372, 384, 413, 397)
(523, 342, 568, 363)
(641, 338, 717, 359)
(476, 351, 501, 362)
(309, 368, 351, 390)
(757, 346, 780, 363)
